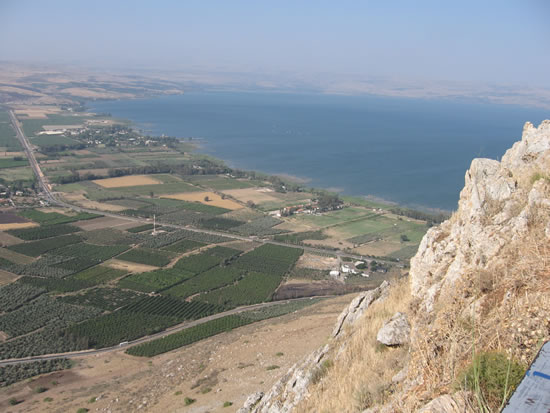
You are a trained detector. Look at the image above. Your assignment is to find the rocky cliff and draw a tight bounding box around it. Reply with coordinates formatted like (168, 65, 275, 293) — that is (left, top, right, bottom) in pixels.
(240, 120, 550, 412)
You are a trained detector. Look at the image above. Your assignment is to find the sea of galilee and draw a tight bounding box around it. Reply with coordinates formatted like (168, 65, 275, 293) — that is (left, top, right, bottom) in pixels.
(90, 91, 547, 211)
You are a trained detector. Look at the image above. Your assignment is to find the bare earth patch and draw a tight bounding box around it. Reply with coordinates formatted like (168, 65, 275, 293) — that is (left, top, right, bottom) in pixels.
(0, 295, 354, 413)
(295, 253, 339, 270)
(161, 191, 242, 210)
(0, 269, 19, 286)
(0, 248, 35, 265)
(353, 240, 403, 256)
(62, 192, 128, 212)
(0, 231, 25, 246)
(106, 259, 159, 273)
(93, 175, 162, 188)
(72, 216, 136, 231)
(222, 188, 280, 204)
(0, 222, 38, 231)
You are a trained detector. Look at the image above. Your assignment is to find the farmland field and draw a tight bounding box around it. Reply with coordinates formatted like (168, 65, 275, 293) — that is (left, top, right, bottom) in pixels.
(126, 298, 323, 357)
(164, 266, 245, 299)
(70, 265, 127, 284)
(20, 114, 88, 137)
(67, 311, 177, 348)
(7, 234, 82, 257)
(30, 135, 81, 147)
(118, 268, 194, 292)
(93, 175, 162, 188)
(161, 191, 242, 210)
(162, 239, 205, 253)
(0, 158, 28, 169)
(117, 248, 175, 267)
(59, 287, 142, 310)
(8, 223, 80, 240)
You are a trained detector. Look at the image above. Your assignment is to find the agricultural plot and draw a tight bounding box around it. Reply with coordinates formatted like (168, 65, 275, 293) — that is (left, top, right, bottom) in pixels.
(81, 227, 141, 245)
(0, 295, 100, 338)
(0, 281, 45, 312)
(7, 223, 80, 240)
(30, 135, 81, 148)
(233, 244, 303, 276)
(232, 216, 286, 236)
(162, 239, 205, 254)
(126, 223, 154, 233)
(126, 299, 323, 357)
(0, 167, 34, 186)
(294, 207, 377, 228)
(4, 255, 72, 278)
(49, 242, 130, 262)
(0, 358, 72, 387)
(154, 209, 207, 226)
(59, 287, 142, 311)
(117, 248, 176, 267)
(144, 198, 231, 215)
(0, 158, 28, 169)
(161, 191, 242, 210)
(0, 326, 89, 360)
(18, 209, 100, 226)
(173, 253, 222, 274)
(124, 296, 220, 320)
(118, 268, 193, 293)
(0, 117, 22, 151)
(67, 311, 176, 348)
(205, 246, 241, 259)
(221, 188, 280, 206)
(70, 265, 127, 284)
(127, 314, 249, 357)
(191, 175, 256, 190)
(93, 174, 162, 188)
(21, 114, 87, 137)
(19, 275, 94, 293)
(164, 266, 245, 299)
(274, 230, 328, 244)
(198, 217, 244, 231)
(91, 181, 200, 197)
(138, 230, 189, 249)
(196, 271, 283, 309)
(7, 234, 82, 257)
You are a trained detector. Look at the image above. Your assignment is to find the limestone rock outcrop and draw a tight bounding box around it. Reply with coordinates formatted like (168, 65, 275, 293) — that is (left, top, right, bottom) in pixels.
(410, 120, 550, 310)
(376, 312, 410, 346)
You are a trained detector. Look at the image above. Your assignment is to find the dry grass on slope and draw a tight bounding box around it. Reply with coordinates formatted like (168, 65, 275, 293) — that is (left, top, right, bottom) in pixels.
(404, 200, 550, 412)
(298, 279, 411, 413)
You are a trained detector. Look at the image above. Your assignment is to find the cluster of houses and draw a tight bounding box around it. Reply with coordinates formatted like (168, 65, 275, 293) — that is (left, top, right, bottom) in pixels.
(271, 201, 344, 218)
(330, 260, 371, 279)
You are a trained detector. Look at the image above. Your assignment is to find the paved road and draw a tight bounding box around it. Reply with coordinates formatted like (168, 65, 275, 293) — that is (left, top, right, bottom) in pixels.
(0, 296, 329, 366)
(8, 109, 385, 263)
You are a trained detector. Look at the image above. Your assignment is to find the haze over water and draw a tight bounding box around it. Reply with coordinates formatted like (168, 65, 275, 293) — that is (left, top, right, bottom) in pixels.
(89, 92, 547, 211)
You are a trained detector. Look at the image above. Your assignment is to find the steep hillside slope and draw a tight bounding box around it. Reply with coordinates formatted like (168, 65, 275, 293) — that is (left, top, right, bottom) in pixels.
(240, 120, 550, 412)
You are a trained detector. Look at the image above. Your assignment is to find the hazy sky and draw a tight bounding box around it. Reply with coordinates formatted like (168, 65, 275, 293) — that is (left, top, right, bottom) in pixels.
(2, 0, 549, 86)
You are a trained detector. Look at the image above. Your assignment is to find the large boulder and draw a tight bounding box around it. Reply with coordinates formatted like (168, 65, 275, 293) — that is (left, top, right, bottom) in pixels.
(376, 312, 410, 346)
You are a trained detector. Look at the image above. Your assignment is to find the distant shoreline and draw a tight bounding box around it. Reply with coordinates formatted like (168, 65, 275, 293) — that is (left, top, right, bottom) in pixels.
(87, 92, 546, 213)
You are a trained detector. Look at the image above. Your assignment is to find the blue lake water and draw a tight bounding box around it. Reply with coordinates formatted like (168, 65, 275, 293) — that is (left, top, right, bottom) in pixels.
(89, 92, 548, 211)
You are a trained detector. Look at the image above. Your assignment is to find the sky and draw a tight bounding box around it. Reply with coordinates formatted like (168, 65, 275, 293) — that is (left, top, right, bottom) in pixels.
(1, 0, 550, 87)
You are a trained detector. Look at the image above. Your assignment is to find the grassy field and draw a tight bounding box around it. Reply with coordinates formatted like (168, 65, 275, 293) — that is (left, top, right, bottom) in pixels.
(188, 175, 257, 190)
(0, 158, 28, 169)
(30, 135, 81, 148)
(0, 118, 22, 151)
(294, 207, 376, 228)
